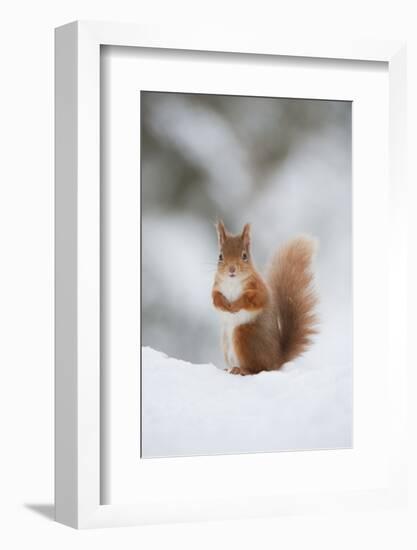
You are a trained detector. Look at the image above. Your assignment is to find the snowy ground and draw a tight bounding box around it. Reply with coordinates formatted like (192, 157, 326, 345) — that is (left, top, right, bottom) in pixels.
(141, 343, 352, 458)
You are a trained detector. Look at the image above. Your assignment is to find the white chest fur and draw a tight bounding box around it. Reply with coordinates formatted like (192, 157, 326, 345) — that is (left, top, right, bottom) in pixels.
(217, 276, 259, 368)
(218, 276, 243, 303)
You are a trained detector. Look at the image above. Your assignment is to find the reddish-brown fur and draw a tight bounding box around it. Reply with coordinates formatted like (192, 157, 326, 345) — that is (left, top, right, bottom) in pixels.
(267, 237, 319, 364)
(212, 222, 318, 375)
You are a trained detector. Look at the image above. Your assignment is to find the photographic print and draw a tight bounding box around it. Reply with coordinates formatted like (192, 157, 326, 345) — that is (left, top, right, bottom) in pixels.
(141, 91, 352, 458)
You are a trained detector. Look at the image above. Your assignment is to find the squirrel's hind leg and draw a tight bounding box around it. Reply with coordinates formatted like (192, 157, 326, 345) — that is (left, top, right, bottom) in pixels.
(228, 366, 246, 376)
(232, 324, 270, 375)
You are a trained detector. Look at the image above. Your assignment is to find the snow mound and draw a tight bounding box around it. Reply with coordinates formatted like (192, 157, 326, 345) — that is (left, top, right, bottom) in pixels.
(142, 346, 352, 458)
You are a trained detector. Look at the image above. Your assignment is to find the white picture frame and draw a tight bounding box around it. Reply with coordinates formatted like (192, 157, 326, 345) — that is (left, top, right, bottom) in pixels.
(55, 21, 407, 529)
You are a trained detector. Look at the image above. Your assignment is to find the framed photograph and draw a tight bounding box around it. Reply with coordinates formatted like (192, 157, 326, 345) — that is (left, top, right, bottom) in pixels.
(55, 21, 407, 528)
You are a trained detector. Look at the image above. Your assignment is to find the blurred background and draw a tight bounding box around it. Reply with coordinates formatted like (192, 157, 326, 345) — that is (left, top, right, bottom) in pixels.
(141, 91, 352, 368)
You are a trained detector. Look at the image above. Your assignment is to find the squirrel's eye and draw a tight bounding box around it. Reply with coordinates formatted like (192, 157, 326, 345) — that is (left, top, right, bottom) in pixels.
(218, 253, 223, 262)
(242, 252, 248, 261)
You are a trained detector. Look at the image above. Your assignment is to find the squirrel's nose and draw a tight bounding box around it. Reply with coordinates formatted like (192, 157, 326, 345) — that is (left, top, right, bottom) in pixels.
(229, 265, 236, 275)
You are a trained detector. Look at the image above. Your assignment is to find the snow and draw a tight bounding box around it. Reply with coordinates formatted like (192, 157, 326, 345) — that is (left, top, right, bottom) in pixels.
(141, 345, 352, 458)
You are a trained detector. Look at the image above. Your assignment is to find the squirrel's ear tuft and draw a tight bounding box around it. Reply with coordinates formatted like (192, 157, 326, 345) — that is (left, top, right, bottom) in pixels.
(241, 223, 251, 248)
(216, 220, 227, 246)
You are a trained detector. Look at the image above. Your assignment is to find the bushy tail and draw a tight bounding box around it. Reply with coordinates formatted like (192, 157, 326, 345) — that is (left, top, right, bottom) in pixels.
(267, 236, 318, 364)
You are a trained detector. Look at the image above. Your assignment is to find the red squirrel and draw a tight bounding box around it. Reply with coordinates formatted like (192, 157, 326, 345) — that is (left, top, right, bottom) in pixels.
(212, 221, 318, 375)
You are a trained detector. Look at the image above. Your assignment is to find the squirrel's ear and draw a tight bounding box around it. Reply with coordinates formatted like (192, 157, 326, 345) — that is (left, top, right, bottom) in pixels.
(241, 223, 251, 248)
(216, 220, 227, 246)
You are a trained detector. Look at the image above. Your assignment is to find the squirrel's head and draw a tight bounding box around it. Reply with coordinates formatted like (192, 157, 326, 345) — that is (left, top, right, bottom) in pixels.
(215, 221, 253, 279)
